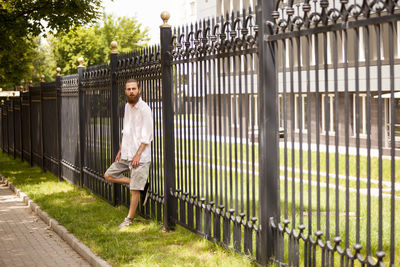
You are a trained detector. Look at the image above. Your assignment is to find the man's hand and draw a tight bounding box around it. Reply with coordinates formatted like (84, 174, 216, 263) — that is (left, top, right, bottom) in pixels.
(115, 150, 121, 162)
(131, 154, 140, 168)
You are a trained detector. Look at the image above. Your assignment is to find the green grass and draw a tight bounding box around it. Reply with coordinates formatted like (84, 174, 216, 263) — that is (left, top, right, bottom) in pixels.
(0, 151, 255, 267)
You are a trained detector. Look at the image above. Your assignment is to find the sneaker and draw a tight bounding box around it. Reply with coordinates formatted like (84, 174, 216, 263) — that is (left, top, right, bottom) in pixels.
(118, 217, 133, 229)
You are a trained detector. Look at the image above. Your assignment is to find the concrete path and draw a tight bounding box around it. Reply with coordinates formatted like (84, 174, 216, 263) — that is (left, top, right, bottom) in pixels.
(0, 183, 90, 267)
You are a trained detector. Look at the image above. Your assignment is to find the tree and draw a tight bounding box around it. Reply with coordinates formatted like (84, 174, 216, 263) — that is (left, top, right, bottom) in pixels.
(0, 37, 37, 90)
(0, 0, 103, 89)
(49, 14, 149, 75)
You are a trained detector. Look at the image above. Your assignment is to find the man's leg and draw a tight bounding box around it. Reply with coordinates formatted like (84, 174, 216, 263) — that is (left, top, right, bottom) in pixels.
(127, 190, 140, 219)
(104, 172, 129, 185)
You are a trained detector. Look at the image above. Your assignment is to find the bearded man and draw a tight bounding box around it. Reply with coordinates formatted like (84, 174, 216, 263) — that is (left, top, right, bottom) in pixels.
(104, 78, 153, 229)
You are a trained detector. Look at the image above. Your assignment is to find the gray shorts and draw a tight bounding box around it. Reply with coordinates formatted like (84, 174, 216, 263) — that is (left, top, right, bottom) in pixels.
(105, 159, 150, 190)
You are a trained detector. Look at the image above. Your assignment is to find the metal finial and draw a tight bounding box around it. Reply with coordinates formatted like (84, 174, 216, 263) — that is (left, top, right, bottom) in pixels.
(111, 41, 118, 53)
(77, 57, 84, 68)
(160, 11, 171, 28)
(40, 74, 45, 82)
(56, 67, 61, 76)
(19, 86, 23, 91)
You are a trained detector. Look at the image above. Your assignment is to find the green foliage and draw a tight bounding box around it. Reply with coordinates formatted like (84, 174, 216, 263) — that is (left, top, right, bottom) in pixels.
(50, 14, 149, 75)
(0, 37, 37, 90)
(0, 0, 103, 89)
(31, 37, 57, 84)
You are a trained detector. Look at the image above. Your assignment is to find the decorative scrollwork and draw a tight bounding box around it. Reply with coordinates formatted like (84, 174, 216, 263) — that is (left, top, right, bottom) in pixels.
(269, 0, 399, 33)
(172, 7, 257, 63)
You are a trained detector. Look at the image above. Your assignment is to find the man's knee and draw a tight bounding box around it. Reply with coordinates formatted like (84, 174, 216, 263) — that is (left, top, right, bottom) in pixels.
(104, 172, 111, 181)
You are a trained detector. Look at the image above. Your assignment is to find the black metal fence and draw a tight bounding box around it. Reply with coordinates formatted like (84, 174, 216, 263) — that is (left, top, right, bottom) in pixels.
(0, 0, 399, 266)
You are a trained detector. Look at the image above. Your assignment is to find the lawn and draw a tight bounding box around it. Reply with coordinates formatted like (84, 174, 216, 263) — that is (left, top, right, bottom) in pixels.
(0, 151, 255, 267)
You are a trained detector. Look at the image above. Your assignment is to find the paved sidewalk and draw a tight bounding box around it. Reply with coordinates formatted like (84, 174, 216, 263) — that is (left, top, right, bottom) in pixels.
(0, 183, 90, 267)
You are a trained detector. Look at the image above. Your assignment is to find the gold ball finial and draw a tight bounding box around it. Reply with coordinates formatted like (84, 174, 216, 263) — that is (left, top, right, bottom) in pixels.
(19, 86, 23, 91)
(77, 57, 84, 68)
(111, 41, 118, 54)
(160, 11, 171, 28)
(56, 67, 61, 76)
(40, 74, 45, 82)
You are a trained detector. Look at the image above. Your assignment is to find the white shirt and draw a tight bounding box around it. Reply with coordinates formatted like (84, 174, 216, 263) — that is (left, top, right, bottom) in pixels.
(120, 98, 153, 163)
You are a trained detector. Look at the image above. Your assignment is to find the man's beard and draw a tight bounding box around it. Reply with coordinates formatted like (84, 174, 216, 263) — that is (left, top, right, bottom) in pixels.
(127, 93, 140, 104)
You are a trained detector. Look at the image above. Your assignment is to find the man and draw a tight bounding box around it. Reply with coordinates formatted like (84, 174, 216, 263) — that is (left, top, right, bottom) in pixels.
(104, 78, 153, 229)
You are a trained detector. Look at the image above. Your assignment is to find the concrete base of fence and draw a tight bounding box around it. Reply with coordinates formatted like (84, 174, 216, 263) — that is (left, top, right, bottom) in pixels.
(0, 174, 111, 267)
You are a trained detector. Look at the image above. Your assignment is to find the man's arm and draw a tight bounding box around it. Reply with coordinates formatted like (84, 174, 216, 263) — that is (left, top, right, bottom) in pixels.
(131, 143, 148, 168)
(115, 149, 121, 162)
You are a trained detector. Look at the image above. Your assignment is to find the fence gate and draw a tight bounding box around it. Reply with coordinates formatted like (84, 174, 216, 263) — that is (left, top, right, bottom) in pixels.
(264, 0, 399, 266)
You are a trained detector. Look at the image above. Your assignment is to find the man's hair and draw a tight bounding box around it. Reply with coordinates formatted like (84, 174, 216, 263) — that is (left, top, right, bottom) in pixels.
(126, 78, 140, 88)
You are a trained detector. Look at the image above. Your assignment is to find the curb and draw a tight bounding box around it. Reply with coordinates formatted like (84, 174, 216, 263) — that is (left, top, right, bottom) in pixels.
(0, 175, 111, 267)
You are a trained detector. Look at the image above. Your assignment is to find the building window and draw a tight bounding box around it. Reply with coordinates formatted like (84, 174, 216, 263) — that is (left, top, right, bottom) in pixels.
(248, 94, 258, 130)
(279, 94, 284, 131)
(231, 95, 239, 128)
(321, 94, 336, 134)
(353, 94, 367, 137)
(295, 94, 308, 132)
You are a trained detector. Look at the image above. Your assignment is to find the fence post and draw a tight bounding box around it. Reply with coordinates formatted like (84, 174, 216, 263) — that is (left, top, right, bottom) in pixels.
(110, 41, 121, 206)
(19, 88, 23, 162)
(29, 85, 33, 166)
(56, 68, 63, 181)
(257, 0, 279, 264)
(160, 11, 176, 230)
(12, 98, 16, 159)
(40, 75, 45, 171)
(78, 58, 86, 187)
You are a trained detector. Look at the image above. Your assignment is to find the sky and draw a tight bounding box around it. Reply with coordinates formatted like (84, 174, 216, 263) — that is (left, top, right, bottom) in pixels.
(102, 0, 186, 45)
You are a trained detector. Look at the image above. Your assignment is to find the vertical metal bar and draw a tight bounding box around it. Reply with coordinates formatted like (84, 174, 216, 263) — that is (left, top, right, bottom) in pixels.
(195, 23, 202, 233)
(296, 33, 303, 229)
(179, 40, 186, 224)
(214, 17, 222, 242)
(343, 28, 350, 257)
(29, 89, 33, 167)
(198, 37, 205, 234)
(323, 31, 330, 254)
(19, 94, 23, 162)
(289, 36, 295, 231)
(180, 31, 187, 224)
(40, 82, 45, 170)
(375, 23, 383, 253)
(227, 36, 233, 213)
(364, 25, 371, 257)
(332, 28, 340, 241)
(187, 24, 194, 229)
(314, 33, 321, 232)
(13, 98, 16, 159)
(161, 20, 176, 230)
(258, 0, 279, 263)
(282, 40, 288, 223)
(354, 26, 361, 246)
(388, 21, 396, 267)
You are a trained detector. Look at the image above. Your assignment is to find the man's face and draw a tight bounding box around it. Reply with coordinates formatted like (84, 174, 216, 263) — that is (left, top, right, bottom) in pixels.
(125, 82, 141, 104)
